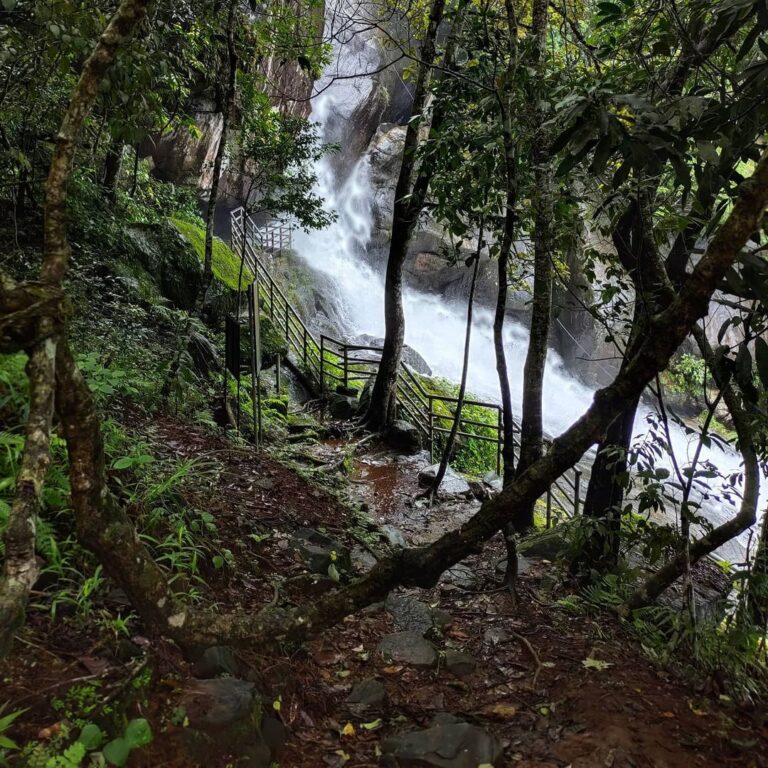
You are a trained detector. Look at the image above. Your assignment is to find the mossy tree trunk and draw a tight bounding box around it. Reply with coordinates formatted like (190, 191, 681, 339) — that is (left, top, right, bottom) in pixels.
(0, 0, 151, 657)
(200, 0, 238, 319)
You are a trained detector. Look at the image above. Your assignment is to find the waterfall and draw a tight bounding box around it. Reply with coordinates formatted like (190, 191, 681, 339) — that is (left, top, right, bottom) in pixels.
(289, 12, 759, 563)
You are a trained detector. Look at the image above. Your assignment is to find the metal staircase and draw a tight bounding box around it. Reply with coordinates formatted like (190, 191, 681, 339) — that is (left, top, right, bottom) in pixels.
(231, 207, 582, 523)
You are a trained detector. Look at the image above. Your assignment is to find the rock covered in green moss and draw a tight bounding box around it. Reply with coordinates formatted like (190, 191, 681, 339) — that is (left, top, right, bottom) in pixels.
(125, 221, 203, 310)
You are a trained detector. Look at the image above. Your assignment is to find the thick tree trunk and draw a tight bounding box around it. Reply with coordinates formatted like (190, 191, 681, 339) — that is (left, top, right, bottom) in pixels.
(494, 0, 518, 490)
(580, 395, 639, 569)
(200, 0, 237, 317)
(362, 0, 447, 431)
(513, 0, 553, 534)
(429, 226, 483, 499)
(101, 137, 123, 202)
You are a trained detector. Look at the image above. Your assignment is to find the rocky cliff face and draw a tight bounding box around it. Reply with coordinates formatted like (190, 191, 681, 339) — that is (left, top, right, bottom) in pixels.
(143, 5, 321, 192)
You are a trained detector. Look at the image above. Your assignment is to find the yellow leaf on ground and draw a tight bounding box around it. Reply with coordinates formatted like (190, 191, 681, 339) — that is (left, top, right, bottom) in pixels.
(482, 703, 518, 720)
(341, 722, 356, 737)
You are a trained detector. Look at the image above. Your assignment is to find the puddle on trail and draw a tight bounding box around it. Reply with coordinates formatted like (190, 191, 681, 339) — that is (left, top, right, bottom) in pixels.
(350, 447, 481, 546)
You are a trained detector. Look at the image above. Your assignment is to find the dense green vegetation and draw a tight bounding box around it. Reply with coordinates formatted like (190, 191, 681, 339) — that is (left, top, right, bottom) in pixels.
(1, 0, 768, 763)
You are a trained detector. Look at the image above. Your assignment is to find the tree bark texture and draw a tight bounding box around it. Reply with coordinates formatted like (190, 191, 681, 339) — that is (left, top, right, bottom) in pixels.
(363, 0, 447, 430)
(0, 0, 150, 656)
(494, 0, 519, 489)
(514, 0, 553, 533)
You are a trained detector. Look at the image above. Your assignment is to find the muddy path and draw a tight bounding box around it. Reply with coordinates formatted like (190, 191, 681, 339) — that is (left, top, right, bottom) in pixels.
(2, 424, 766, 767)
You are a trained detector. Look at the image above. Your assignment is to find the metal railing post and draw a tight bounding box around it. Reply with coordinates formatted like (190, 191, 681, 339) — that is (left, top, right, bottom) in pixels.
(428, 396, 434, 463)
(320, 336, 325, 393)
(496, 408, 502, 477)
(303, 327, 308, 365)
(343, 346, 348, 388)
(574, 469, 582, 516)
(269, 282, 274, 317)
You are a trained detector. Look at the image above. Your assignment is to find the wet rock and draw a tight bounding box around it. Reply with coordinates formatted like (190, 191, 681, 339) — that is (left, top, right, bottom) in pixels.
(292, 528, 351, 574)
(336, 384, 359, 397)
(441, 563, 478, 590)
(192, 646, 241, 679)
(354, 334, 432, 376)
(347, 678, 388, 708)
(418, 464, 472, 498)
(126, 221, 203, 310)
(351, 545, 378, 571)
(518, 525, 570, 560)
(386, 420, 422, 453)
(380, 713, 502, 767)
(254, 477, 276, 491)
(483, 626, 509, 645)
(468, 479, 491, 501)
(380, 524, 407, 549)
(188, 331, 220, 379)
(327, 392, 358, 420)
(385, 594, 449, 635)
(180, 678, 259, 730)
(179, 678, 285, 768)
(494, 554, 536, 576)
(483, 472, 503, 492)
(290, 573, 339, 596)
(444, 650, 477, 677)
(378, 631, 438, 668)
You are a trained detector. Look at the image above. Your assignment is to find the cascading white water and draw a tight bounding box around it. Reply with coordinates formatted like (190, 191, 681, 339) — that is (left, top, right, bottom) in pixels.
(291, 17, 759, 563)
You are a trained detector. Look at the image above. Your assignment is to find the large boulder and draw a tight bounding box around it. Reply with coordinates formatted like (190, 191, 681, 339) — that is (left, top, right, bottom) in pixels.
(418, 464, 472, 498)
(354, 334, 432, 376)
(178, 677, 286, 767)
(125, 221, 203, 310)
(380, 713, 502, 768)
(386, 420, 423, 453)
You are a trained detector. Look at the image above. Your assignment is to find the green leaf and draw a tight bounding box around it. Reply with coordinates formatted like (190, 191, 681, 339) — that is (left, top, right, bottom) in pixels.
(0, 735, 18, 750)
(1, 0, 17, 11)
(103, 737, 131, 766)
(78, 723, 104, 750)
(125, 718, 152, 748)
(112, 457, 134, 470)
(582, 657, 612, 671)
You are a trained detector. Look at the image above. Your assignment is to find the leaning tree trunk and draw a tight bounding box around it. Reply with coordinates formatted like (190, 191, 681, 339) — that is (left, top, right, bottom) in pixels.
(200, 0, 237, 318)
(512, 0, 553, 535)
(0, 0, 151, 657)
(362, 0, 447, 431)
(428, 221, 484, 500)
(8, 148, 766, 657)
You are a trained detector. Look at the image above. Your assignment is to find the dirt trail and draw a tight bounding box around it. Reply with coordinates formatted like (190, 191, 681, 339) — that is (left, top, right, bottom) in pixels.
(2, 423, 766, 767)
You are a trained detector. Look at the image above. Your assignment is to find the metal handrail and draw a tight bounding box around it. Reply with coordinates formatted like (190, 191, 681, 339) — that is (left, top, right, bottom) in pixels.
(230, 207, 582, 522)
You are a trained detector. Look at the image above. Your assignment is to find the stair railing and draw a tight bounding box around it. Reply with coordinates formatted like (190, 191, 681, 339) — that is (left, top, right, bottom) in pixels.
(231, 207, 582, 522)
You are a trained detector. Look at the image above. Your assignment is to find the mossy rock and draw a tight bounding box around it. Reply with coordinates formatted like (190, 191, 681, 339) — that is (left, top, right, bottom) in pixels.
(263, 396, 288, 416)
(125, 221, 203, 310)
(170, 216, 253, 290)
